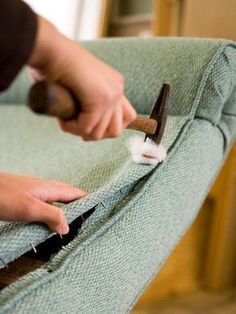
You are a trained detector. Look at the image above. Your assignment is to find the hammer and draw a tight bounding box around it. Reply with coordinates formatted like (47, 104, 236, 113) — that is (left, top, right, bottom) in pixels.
(28, 82, 169, 144)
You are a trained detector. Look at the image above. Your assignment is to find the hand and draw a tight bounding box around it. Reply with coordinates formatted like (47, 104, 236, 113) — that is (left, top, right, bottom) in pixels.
(28, 16, 137, 141)
(0, 172, 86, 234)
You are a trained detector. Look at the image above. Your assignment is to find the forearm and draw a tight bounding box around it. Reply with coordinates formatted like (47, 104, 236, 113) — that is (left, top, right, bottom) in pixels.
(28, 16, 63, 71)
(20, 5, 136, 141)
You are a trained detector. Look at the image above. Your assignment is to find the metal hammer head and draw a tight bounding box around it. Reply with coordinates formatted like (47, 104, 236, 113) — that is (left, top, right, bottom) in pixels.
(145, 83, 170, 145)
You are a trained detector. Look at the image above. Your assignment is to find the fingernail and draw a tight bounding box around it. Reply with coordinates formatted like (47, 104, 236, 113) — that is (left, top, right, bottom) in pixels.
(61, 222, 69, 235)
(74, 189, 88, 196)
(80, 190, 88, 196)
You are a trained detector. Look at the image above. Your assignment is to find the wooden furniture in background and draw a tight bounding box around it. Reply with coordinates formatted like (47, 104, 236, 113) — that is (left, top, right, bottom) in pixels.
(97, 0, 112, 37)
(152, 0, 236, 41)
(206, 146, 236, 290)
(107, 0, 153, 37)
(181, 0, 236, 41)
(152, 0, 183, 36)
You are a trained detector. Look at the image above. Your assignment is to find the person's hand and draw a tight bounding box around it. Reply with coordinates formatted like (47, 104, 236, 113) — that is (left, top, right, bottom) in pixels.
(28, 16, 137, 141)
(0, 172, 86, 234)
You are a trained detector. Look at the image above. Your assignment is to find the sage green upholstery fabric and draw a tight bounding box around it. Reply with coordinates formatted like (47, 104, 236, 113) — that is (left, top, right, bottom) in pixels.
(0, 38, 236, 313)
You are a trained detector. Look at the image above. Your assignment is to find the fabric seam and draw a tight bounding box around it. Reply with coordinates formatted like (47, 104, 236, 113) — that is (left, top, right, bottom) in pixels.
(0, 118, 192, 311)
(190, 43, 236, 118)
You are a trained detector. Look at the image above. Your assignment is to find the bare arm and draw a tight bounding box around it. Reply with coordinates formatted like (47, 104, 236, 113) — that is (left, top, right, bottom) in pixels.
(29, 16, 137, 141)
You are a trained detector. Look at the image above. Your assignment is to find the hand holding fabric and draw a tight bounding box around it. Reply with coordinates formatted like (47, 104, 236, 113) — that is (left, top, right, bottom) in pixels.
(0, 172, 86, 234)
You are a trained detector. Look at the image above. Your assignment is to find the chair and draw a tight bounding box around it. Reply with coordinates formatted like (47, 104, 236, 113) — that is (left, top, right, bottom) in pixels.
(0, 37, 236, 313)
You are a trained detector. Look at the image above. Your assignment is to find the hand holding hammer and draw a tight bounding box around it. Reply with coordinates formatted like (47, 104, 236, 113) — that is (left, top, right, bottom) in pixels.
(28, 82, 169, 144)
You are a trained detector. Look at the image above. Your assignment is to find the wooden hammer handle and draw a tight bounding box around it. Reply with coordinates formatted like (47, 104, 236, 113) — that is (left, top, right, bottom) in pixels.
(28, 81, 158, 135)
(127, 116, 157, 134)
(28, 81, 79, 120)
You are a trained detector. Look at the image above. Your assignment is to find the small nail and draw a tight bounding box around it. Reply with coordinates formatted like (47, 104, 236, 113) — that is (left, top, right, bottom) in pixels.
(75, 189, 87, 197)
(30, 243, 37, 254)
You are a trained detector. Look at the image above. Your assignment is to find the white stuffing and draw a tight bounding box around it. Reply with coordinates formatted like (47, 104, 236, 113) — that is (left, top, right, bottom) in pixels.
(127, 136, 166, 165)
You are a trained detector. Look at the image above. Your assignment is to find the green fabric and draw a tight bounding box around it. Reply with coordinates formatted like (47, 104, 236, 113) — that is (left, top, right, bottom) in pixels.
(0, 70, 30, 105)
(0, 106, 185, 265)
(0, 37, 236, 313)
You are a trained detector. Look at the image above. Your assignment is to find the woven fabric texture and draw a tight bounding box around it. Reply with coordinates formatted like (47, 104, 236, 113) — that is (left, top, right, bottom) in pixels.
(0, 106, 185, 266)
(0, 38, 236, 313)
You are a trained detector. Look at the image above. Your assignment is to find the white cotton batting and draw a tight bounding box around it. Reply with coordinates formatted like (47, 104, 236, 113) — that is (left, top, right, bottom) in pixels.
(127, 136, 166, 165)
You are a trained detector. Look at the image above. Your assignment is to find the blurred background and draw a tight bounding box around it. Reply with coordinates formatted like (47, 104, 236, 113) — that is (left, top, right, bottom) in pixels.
(25, 1, 236, 313)
(25, 0, 236, 41)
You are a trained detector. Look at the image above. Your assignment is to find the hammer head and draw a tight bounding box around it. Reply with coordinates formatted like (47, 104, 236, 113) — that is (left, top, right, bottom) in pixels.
(145, 83, 170, 145)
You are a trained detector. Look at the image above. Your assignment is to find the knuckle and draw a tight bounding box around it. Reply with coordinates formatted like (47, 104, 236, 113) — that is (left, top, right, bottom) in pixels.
(130, 110, 137, 121)
(91, 132, 103, 141)
(83, 126, 92, 135)
(110, 128, 122, 138)
(101, 85, 123, 106)
(116, 73, 124, 90)
(101, 90, 114, 106)
(115, 80, 124, 97)
(116, 84, 124, 97)
(54, 208, 64, 225)
(22, 198, 36, 221)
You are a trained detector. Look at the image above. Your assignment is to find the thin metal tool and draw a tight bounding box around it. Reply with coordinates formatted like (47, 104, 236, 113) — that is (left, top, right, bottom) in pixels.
(97, 197, 106, 209)
(30, 243, 37, 254)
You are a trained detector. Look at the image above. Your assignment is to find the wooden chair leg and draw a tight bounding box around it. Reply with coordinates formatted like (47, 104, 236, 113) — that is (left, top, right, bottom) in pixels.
(205, 144, 236, 290)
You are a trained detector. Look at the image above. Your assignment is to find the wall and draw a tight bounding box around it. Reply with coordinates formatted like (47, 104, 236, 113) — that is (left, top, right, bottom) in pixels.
(24, 0, 104, 40)
(25, 0, 81, 39)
